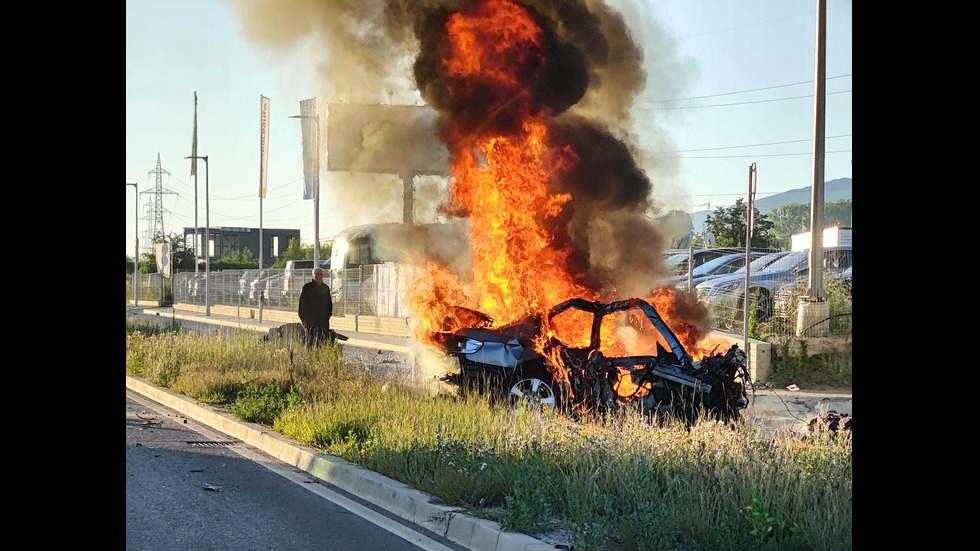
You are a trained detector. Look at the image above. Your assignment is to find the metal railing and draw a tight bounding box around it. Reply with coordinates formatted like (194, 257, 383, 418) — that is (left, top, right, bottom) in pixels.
(148, 265, 407, 318)
(131, 254, 851, 341)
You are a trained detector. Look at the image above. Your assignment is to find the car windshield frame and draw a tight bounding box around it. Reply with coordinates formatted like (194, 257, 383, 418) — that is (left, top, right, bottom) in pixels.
(757, 251, 808, 273)
(691, 253, 744, 276)
(732, 252, 786, 275)
(665, 252, 690, 268)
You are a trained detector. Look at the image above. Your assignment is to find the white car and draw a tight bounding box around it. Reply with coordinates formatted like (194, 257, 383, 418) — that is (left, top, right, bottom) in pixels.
(238, 270, 257, 301)
(281, 259, 329, 297)
(248, 270, 281, 301)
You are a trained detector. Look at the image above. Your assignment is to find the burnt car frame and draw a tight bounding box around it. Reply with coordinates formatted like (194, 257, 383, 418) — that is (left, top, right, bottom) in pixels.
(426, 298, 750, 424)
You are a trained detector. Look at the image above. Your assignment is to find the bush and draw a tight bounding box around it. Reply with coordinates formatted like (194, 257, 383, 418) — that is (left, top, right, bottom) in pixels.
(231, 379, 303, 425)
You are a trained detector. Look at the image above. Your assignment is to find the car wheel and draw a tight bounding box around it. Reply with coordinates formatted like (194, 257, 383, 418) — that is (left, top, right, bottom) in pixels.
(752, 289, 773, 322)
(506, 365, 561, 413)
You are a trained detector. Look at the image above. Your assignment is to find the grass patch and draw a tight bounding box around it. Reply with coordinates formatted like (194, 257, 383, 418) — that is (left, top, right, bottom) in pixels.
(767, 340, 852, 389)
(126, 327, 852, 550)
(126, 316, 183, 337)
(232, 379, 303, 424)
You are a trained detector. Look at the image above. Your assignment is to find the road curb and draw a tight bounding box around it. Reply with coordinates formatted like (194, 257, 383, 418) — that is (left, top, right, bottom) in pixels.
(125, 375, 554, 551)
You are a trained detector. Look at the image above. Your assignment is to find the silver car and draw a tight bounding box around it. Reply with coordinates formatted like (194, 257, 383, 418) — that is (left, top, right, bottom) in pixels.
(695, 247, 851, 322)
(672, 251, 770, 291)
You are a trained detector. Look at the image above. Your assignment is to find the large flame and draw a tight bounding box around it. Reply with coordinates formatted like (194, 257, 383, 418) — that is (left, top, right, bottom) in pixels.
(407, 0, 725, 374)
(410, 0, 596, 342)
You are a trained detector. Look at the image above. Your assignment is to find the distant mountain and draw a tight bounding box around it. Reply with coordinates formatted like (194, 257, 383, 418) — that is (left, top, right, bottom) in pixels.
(689, 177, 851, 230)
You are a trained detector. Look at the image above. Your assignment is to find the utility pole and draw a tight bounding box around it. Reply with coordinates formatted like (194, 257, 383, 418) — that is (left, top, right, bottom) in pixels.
(743, 163, 756, 373)
(186, 154, 210, 316)
(798, 0, 829, 337)
(259, 95, 270, 272)
(127, 183, 139, 306)
(191, 91, 200, 272)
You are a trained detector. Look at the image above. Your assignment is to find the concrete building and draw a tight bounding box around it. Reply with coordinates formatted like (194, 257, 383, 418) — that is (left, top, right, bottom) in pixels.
(183, 226, 301, 267)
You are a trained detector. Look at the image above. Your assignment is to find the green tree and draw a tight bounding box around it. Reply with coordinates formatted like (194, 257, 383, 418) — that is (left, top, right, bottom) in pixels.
(211, 248, 259, 271)
(704, 198, 776, 248)
(767, 199, 852, 242)
(272, 239, 332, 268)
(274, 238, 308, 267)
(768, 203, 811, 240)
(317, 243, 331, 263)
(825, 199, 852, 228)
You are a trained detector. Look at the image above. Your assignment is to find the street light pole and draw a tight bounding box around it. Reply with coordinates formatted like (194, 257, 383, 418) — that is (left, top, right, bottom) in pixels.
(126, 182, 139, 306)
(290, 112, 320, 266)
(186, 154, 210, 315)
(194, 166, 200, 273)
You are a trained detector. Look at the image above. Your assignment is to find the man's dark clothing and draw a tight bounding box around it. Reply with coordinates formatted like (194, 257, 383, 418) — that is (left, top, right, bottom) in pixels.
(298, 280, 333, 348)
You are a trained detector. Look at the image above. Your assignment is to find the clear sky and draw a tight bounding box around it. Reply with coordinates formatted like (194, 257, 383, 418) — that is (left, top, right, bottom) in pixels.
(125, 0, 851, 259)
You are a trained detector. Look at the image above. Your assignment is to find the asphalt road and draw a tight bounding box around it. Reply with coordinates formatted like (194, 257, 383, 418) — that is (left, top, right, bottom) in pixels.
(126, 390, 465, 551)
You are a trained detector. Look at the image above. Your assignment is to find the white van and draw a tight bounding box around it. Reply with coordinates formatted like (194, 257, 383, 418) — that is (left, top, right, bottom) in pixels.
(328, 221, 469, 316)
(282, 258, 329, 297)
(328, 225, 384, 309)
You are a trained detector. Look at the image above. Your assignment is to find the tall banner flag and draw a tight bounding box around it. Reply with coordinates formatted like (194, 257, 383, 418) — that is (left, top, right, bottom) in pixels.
(155, 243, 172, 279)
(260, 95, 270, 198)
(299, 98, 318, 200)
(191, 92, 198, 177)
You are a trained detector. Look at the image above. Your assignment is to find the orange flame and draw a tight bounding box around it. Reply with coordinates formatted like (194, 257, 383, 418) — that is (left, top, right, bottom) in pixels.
(612, 366, 653, 399)
(406, 0, 726, 367)
(443, 0, 543, 87)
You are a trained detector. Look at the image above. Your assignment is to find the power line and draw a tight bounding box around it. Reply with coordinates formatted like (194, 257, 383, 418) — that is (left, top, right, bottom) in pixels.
(650, 74, 851, 103)
(674, 2, 852, 43)
(675, 134, 850, 153)
(676, 149, 851, 159)
(640, 89, 850, 110)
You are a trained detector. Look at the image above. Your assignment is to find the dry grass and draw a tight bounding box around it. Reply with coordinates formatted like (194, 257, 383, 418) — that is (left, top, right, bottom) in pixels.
(126, 319, 851, 550)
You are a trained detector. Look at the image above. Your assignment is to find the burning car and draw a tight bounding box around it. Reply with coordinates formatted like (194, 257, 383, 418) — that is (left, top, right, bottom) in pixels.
(392, 0, 751, 427)
(415, 297, 750, 424)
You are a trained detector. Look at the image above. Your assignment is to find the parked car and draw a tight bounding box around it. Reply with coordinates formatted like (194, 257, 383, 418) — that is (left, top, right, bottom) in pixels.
(281, 259, 329, 297)
(773, 265, 852, 320)
(671, 251, 769, 290)
(248, 270, 282, 301)
(186, 273, 205, 298)
(664, 248, 744, 277)
(417, 298, 749, 423)
(695, 246, 852, 322)
(245, 269, 268, 301)
(238, 270, 259, 302)
(678, 251, 789, 294)
(188, 272, 230, 302)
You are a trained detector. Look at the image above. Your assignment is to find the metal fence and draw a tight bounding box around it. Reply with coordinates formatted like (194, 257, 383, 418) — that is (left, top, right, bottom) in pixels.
(676, 247, 852, 339)
(131, 272, 169, 304)
(135, 264, 415, 319)
(131, 252, 851, 341)
(330, 263, 419, 317)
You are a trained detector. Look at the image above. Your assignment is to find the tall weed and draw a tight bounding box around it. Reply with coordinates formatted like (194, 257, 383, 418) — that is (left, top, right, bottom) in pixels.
(125, 328, 852, 550)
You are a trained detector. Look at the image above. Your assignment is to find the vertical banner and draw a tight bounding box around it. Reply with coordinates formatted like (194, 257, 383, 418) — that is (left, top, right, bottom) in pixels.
(190, 91, 198, 176)
(260, 95, 270, 198)
(155, 243, 172, 279)
(299, 98, 318, 200)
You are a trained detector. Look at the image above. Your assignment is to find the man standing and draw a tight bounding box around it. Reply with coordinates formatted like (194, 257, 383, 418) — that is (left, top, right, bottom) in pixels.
(298, 267, 333, 348)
